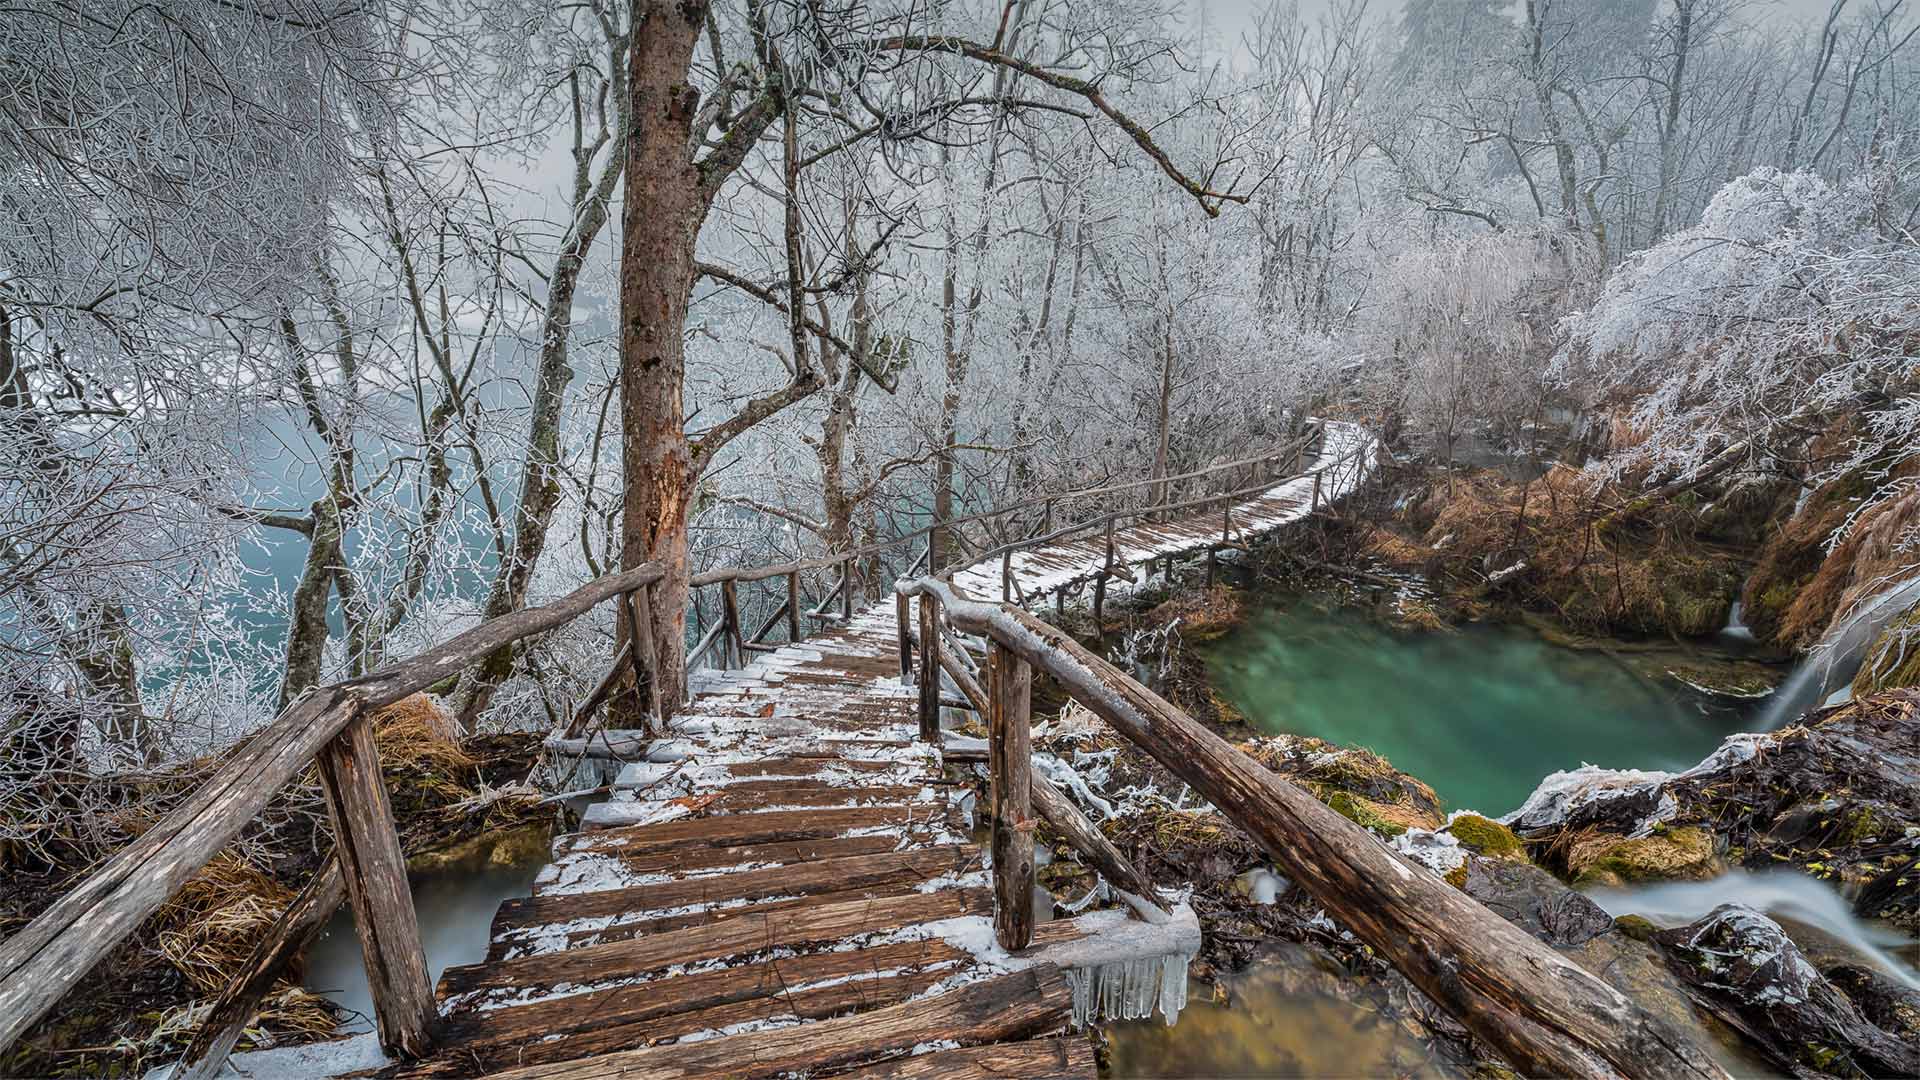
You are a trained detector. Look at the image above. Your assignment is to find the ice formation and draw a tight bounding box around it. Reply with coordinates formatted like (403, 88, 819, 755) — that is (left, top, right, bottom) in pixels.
(1065, 950, 1193, 1028)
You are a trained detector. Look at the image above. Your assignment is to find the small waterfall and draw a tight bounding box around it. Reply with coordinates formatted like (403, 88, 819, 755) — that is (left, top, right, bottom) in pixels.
(1757, 576, 1920, 730)
(1585, 870, 1920, 990)
(1719, 600, 1755, 643)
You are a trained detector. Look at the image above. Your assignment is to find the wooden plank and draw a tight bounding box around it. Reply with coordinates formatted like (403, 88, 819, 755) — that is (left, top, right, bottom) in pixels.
(481, 964, 1075, 1080)
(399, 940, 969, 1077)
(511, 846, 979, 924)
(564, 833, 905, 877)
(316, 712, 436, 1057)
(440, 887, 992, 1003)
(557, 805, 933, 856)
(988, 641, 1035, 952)
(492, 879, 989, 959)
(831, 1036, 1095, 1079)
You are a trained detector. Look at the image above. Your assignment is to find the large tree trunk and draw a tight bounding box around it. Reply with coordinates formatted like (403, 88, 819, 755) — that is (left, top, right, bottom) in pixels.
(616, 0, 708, 716)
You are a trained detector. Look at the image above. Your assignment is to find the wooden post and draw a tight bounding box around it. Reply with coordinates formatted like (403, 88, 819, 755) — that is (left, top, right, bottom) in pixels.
(918, 596, 942, 743)
(895, 591, 914, 684)
(786, 570, 802, 643)
(720, 578, 743, 670)
(841, 557, 855, 620)
(1000, 550, 1012, 602)
(1312, 470, 1323, 511)
(622, 588, 661, 732)
(314, 713, 435, 1057)
(987, 640, 1034, 952)
(1042, 498, 1054, 536)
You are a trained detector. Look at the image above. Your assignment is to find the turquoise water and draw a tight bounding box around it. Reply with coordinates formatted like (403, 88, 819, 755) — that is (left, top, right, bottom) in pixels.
(1204, 605, 1762, 816)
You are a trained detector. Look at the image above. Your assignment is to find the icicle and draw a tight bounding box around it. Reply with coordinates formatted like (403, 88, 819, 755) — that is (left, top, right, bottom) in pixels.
(1063, 949, 1195, 1028)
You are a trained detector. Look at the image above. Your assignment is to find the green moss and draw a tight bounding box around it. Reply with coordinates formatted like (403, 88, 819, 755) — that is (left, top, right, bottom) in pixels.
(1572, 827, 1718, 887)
(1445, 814, 1525, 860)
(1444, 863, 1469, 889)
(1325, 790, 1408, 838)
(1612, 913, 1659, 942)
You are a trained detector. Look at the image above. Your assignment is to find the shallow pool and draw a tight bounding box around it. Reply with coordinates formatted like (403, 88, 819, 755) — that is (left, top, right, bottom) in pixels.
(1203, 604, 1765, 816)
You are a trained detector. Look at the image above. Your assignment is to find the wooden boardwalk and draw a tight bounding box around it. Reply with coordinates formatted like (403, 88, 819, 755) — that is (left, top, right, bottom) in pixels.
(385, 422, 1373, 1079)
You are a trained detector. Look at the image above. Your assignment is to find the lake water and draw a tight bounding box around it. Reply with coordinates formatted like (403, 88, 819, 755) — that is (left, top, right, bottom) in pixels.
(1202, 604, 1766, 816)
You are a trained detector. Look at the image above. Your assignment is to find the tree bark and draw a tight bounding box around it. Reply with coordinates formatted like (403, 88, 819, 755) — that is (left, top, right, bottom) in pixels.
(616, 0, 710, 716)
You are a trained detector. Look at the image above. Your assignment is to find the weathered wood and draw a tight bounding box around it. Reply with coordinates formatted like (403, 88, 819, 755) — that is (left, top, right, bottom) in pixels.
(508, 846, 978, 926)
(834, 1037, 1094, 1079)
(481, 964, 1074, 1080)
(316, 712, 436, 1057)
(561, 640, 631, 739)
(622, 587, 660, 732)
(841, 556, 856, 619)
(1000, 549, 1012, 601)
(719, 578, 742, 669)
(393, 940, 969, 1078)
(917, 595, 941, 742)
(558, 805, 934, 856)
(170, 857, 347, 1080)
(987, 641, 1035, 952)
(910, 581, 1729, 1080)
(895, 591, 913, 683)
(1029, 772, 1165, 922)
(786, 570, 802, 643)
(440, 888, 991, 1001)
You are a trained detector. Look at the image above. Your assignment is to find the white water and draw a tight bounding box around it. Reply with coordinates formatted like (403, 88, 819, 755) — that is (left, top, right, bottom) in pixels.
(1757, 576, 1920, 730)
(1585, 869, 1920, 990)
(1720, 600, 1756, 643)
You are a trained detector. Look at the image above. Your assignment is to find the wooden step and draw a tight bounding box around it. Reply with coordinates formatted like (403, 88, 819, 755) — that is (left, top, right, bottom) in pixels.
(512, 845, 980, 923)
(389, 939, 970, 1078)
(558, 805, 946, 854)
(480, 964, 1076, 1080)
(831, 1036, 1095, 1078)
(440, 887, 991, 1005)
(495, 876, 1096, 960)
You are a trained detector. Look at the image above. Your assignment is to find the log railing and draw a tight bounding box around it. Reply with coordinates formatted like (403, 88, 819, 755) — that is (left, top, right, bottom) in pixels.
(685, 423, 1329, 673)
(0, 562, 669, 1068)
(892, 578, 1727, 1080)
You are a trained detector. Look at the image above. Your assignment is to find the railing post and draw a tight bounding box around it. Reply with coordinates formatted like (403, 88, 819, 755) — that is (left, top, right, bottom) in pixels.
(1042, 497, 1054, 536)
(786, 570, 802, 644)
(314, 713, 435, 1057)
(841, 557, 855, 620)
(720, 578, 743, 670)
(1000, 550, 1012, 602)
(896, 591, 914, 684)
(917, 595, 942, 742)
(987, 639, 1034, 952)
(1312, 470, 1323, 512)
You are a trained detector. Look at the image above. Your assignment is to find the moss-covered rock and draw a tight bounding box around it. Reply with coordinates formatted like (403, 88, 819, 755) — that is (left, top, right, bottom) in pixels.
(1569, 826, 1719, 887)
(1612, 913, 1659, 943)
(1444, 813, 1526, 860)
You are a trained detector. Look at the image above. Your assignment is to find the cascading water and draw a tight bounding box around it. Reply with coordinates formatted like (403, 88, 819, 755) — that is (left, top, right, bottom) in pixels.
(1719, 600, 1755, 643)
(1584, 869, 1920, 991)
(1757, 576, 1920, 730)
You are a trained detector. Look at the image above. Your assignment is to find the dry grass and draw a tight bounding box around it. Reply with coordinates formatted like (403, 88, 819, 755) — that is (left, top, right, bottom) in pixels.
(157, 854, 295, 994)
(1144, 586, 1245, 642)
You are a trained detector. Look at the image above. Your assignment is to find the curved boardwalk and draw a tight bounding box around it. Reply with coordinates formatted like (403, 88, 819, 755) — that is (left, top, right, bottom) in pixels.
(388, 422, 1375, 1079)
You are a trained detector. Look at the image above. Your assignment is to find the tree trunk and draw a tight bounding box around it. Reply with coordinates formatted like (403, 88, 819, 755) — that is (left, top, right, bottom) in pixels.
(615, 0, 709, 716)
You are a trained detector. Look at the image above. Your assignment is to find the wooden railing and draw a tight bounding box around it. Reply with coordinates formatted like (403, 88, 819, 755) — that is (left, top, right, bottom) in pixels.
(890, 577, 1727, 1080)
(683, 422, 1329, 672)
(0, 421, 1344, 1073)
(0, 562, 669, 1070)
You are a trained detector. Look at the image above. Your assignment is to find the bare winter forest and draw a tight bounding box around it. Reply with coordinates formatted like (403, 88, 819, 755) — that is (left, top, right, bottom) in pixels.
(4, 0, 1920, 1076)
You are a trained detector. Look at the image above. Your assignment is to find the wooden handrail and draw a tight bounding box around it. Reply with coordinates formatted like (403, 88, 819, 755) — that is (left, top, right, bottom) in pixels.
(892, 578, 1725, 1080)
(0, 561, 668, 1059)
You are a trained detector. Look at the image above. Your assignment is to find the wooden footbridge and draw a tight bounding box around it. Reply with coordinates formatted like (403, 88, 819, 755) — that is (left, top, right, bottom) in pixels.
(5, 419, 1739, 1080)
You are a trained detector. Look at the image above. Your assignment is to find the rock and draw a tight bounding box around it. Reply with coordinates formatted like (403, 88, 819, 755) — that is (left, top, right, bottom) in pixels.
(1654, 904, 1920, 1078)
(1442, 813, 1526, 861)
(1460, 858, 1613, 947)
(1568, 826, 1720, 887)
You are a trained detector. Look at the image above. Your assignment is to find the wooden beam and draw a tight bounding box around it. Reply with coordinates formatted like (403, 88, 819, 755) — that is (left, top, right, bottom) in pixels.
(786, 570, 802, 643)
(895, 592, 913, 683)
(315, 713, 436, 1057)
(917, 596, 941, 742)
(987, 641, 1035, 952)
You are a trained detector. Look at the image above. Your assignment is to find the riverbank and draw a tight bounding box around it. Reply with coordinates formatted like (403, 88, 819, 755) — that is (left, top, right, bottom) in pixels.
(1, 698, 554, 1079)
(1027, 538, 1917, 1076)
